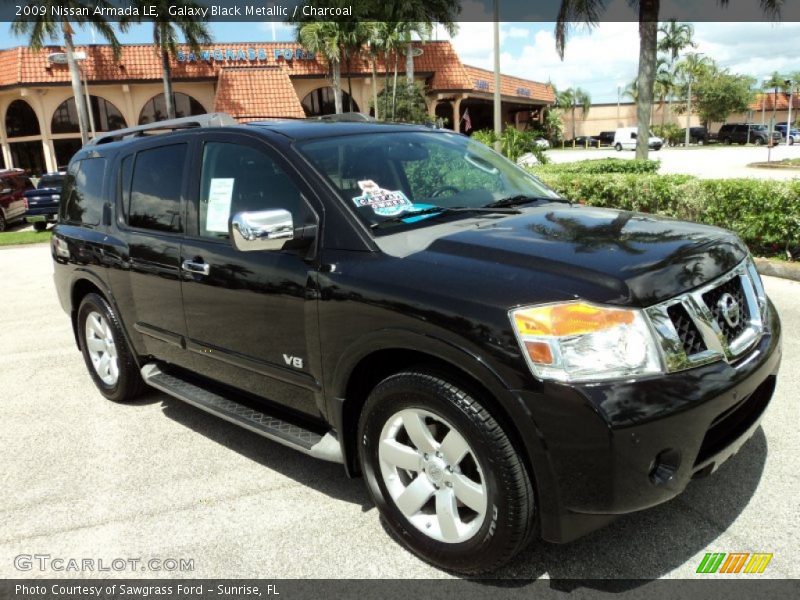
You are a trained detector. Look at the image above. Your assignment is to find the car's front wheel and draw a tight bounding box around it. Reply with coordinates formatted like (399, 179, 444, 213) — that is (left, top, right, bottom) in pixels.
(33, 221, 47, 232)
(77, 293, 144, 402)
(614, 143, 622, 151)
(358, 370, 535, 574)
(754, 137, 764, 146)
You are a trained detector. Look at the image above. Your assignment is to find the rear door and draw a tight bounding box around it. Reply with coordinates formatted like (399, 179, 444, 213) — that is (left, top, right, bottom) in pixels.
(179, 132, 325, 419)
(112, 139, 194, 369)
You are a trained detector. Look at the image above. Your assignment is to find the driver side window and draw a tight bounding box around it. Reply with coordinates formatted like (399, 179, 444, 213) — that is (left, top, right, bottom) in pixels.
(198, 142, 309, 239)
(402, 142, 500, 201)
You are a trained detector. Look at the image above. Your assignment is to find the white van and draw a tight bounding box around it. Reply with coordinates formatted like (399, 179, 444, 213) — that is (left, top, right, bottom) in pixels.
(613, 127, 663, 151)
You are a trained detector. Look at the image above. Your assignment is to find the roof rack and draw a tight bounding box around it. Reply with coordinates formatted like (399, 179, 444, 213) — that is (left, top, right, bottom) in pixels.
(87, 113, 238, 146)
(311, 112, 377, 123)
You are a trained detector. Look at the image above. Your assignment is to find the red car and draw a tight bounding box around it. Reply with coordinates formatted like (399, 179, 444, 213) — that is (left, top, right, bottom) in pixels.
(0, 169, 34, 232)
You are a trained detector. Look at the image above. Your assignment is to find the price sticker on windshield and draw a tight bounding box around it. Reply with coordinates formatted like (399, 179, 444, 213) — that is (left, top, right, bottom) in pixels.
(352, 180, 413, 217)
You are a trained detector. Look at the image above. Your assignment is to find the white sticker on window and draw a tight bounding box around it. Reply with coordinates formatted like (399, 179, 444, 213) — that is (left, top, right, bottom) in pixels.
(206, 178, 235, 232)
(352, 179, 412, 217)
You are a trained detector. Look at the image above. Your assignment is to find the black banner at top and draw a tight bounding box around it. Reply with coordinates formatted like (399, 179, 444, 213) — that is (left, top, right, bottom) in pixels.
(2, 0, 800, 23)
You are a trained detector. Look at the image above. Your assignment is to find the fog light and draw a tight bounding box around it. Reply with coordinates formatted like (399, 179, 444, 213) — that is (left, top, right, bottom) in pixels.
(650, 448, 681, 485)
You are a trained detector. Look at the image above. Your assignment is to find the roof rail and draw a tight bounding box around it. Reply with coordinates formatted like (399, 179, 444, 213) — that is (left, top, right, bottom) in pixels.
(87, 113, 238, 146)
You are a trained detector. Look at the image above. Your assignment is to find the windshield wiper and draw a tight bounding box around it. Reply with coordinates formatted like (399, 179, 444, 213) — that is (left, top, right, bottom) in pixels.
(370, 205, 520, 229)
(484, 194, 570, 209)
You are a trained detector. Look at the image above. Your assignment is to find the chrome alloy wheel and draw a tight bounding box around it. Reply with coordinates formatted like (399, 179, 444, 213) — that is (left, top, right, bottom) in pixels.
(378, 408, 488, 543)
(84, 311, 119, 386)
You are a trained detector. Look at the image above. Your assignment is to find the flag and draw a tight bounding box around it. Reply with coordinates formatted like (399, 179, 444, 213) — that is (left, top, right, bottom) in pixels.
(461, 108, 472, 132)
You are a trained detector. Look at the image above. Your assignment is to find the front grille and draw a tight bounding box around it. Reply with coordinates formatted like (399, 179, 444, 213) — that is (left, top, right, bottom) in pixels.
(702, 276, 749, 344)
(667, 303, 707, 356)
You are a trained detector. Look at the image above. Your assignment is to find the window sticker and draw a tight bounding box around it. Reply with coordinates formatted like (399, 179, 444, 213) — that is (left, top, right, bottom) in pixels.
(206, 178, 235, 232)
(352, 179, 413, 217)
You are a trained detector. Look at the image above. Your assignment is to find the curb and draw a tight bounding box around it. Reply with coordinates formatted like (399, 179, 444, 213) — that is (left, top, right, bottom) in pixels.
(755, 258, 800, 283)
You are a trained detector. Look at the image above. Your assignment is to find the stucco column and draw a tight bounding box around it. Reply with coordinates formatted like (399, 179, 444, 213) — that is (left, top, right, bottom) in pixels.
(452, 97, 462, 132)
(0, 99, 10, 169)
(23, 89, 56, 173)
(121, 84, 136, 129)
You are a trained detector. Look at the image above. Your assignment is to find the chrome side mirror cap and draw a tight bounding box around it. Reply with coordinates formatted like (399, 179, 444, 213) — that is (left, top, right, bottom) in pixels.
(230, 209, 294, 252)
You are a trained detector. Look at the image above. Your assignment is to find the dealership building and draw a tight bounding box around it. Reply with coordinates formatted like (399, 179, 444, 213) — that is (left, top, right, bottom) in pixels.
(0, 41, 554, 175)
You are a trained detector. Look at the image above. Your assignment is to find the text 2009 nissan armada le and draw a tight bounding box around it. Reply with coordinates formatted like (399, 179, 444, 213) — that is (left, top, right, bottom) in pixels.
(52, 114, 781, 573)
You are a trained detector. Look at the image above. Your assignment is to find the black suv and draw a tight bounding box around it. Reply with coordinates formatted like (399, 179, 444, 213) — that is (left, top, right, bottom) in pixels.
(717, 123, 782, 145)
(52, 114, 781, 574)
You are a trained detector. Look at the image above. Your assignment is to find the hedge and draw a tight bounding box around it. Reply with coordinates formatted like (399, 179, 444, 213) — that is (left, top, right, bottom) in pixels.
(529, 170, 800, 255)
(532, 158, 660, 175)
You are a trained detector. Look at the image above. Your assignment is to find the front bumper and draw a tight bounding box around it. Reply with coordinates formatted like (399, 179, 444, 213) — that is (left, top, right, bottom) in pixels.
(25, 208, 58, 221)
(517, 301, 781, 543)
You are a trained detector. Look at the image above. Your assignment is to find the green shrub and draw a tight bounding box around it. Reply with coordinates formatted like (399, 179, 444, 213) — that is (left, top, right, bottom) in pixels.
(470, 128, 550, 165)
(652, 123, 684, 146)
(531, 158, 660, 176)
(531, 171, 800, 256)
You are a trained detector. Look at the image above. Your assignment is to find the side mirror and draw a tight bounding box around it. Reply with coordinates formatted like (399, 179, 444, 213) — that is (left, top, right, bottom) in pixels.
(230, 209, 294, 252)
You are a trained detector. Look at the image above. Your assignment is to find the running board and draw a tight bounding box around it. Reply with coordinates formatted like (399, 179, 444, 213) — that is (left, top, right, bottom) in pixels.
(141, 363, 343, 464)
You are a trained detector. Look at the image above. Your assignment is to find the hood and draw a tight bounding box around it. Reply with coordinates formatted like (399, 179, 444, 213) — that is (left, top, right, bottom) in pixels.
(414, 205, 747, 307)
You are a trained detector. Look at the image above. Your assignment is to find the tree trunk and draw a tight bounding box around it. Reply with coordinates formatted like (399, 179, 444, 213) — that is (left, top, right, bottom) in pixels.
(371, 58, 379, 120)
(161, 52, 175, 120)
(572, 106, 576, 139)
(332, 61, 343, 114)
(684, 78, 692, 147)
(405, 42, 414, 85)
(63, 24, 89, 145)
(392, 52, 398, 121)
(635, 0, 660, 159)
(346, 52, 353, 112)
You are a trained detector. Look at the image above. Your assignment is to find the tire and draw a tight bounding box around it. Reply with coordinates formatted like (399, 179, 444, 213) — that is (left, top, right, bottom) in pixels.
(33, 221, 47, 232)
(358, 370, 535, 574)
(614, 143, 622, 151)
(754, 137, 764, 146)
(723, 137, 732, 145)
(77, 293, 144, 402)
(697, 138, 705, 146)
(0, 210, 6, 233)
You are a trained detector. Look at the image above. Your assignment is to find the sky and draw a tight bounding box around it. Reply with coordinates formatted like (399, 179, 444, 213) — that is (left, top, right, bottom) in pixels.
(2, 16, 798, 104)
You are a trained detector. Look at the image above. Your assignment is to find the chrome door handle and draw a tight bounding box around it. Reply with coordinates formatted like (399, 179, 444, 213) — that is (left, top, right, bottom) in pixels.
(181, 259, 210, 276)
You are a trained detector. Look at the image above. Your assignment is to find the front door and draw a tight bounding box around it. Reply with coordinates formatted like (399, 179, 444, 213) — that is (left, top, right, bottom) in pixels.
(180, 133, 323, 419)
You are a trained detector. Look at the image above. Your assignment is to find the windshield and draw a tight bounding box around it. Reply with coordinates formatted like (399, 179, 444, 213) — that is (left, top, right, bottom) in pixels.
(38, 175, 64, 190)
(297, 131, 559, 231)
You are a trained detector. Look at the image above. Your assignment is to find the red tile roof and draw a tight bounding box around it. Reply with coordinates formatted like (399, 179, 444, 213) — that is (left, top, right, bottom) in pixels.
(463, 65, 555, 104)
(214, 67, 305, 120)
(750, 92, 800, 111)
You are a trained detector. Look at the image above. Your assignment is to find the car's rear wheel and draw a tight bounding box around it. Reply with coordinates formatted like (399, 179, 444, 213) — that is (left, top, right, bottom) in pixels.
(614, 143, 622, 151)
(33, 221, 47, 232)
(0, 211, 6, 232)
(77, 293, 144, 402)
(697, 138, 705, 145)
(358, 370, 535, 574)
(723, 137, 732, 145)
(754, 137, 764, 146)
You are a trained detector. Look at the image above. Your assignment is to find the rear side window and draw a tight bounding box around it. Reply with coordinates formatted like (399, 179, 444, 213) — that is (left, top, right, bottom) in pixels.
(127, 144, 187, 233)
(62, 158, 107, 226)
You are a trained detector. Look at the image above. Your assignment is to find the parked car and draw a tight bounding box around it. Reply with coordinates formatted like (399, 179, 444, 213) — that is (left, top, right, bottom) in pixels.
(613, 127, 663, 151)
(52, 114, 781, 574)
(25, 172, 65, 231)
(681, 126, 710, 145)
(716, 123, 781, 145)
(533, 137, 550, 149)
(597, 131, 615, 146)
(567, 135, 600, 147)
(774, 122, 799, 145)
(0, 169, 35, 232)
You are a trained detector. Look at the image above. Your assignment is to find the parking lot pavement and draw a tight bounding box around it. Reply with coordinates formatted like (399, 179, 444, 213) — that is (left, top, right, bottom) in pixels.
(0, 243, 798, 580)
(548, 144, 800, 180)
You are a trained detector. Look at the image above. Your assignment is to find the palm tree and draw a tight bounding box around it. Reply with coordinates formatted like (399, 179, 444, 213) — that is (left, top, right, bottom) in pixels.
(12, 0, 123, 145)
(657, 20, 695, 65)
(298, 22, 346, 114)
(338, 21, 374, 112)
(653, 57, 674, 127)
(127, 2, 212, 121)
(763, 71, 788, 130)
(558, 87, 591, 140)
(622, 79, 639, 103)
(675, 53, 711, 146)
(400, 22, 432, 86)
(555, 0, 782, 159)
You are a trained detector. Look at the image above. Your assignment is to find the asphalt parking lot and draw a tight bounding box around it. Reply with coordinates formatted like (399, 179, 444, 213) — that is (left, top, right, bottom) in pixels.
(548, 143, 800, 180)
(0, 244, 798, 581)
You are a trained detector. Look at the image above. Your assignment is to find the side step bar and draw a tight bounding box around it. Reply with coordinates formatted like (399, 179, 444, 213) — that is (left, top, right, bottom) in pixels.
(141, 364, 343, 464)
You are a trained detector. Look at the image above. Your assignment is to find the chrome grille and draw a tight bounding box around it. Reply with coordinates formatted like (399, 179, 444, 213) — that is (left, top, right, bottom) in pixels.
(645, 259, 766, 373)
(701, 277, 749, 344)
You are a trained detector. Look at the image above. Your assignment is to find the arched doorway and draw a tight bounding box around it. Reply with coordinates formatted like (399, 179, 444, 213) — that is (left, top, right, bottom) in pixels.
(51, 95, 127, 167)
(138, 92, 206, 124)
(5, 99, 46, 175)
(301, 87, 359, 117)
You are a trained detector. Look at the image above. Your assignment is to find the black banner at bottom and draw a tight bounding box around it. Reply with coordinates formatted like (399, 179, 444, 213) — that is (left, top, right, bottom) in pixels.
(1, 579, 799, 600)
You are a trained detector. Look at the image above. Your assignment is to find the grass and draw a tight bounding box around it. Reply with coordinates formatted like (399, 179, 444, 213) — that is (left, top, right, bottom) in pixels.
(0, 229, 51, 247)
(747, 157, 800, 169)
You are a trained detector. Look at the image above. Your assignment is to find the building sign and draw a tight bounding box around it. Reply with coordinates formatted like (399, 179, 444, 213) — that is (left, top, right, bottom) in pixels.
(517, 87, 531, 97)
(177, 48, 316, 63)
(475, 79, 490, 91)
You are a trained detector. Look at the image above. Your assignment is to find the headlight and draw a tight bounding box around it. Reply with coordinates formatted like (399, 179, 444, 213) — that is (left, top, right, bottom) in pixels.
(746, 258, 768, 318)
(510, 302, 662, 383)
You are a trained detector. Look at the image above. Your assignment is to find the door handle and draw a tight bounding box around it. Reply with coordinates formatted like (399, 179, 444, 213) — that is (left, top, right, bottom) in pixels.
(181, 259, 210, 276)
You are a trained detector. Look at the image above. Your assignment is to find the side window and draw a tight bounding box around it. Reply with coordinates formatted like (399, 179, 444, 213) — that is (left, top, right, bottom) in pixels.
(198, 142, 309, 240)
(128, 144, 187, 233)
(62, 158, 106, 226)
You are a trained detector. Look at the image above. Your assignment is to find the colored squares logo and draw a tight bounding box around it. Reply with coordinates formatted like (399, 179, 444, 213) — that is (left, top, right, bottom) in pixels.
(697, 552, 773, 574)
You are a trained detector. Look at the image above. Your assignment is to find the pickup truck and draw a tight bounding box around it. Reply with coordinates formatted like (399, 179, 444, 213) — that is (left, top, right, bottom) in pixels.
(25, 172, 65, 231)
